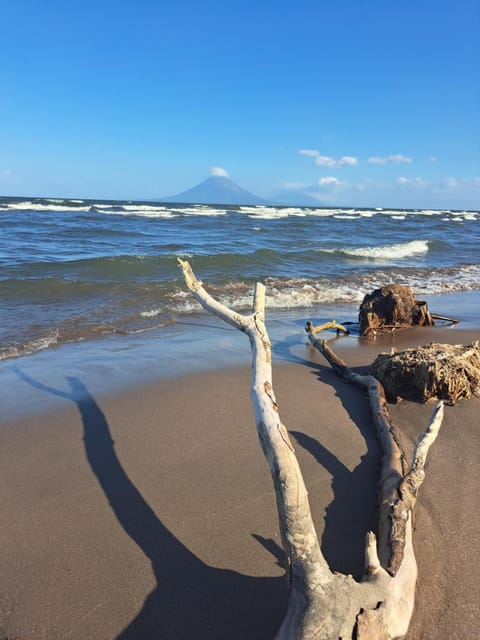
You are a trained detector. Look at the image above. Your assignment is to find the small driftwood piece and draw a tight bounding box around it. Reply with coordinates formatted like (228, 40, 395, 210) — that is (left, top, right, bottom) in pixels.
(371, 340, 480, 404)
(310, 320, 350, 335)
(179, 259, 443, 639)
(430, 313, 458, 325)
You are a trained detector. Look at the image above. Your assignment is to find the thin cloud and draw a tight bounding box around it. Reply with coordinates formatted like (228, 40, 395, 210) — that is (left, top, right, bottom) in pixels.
(315, 155, 338, 168)
(318, 176, 341, 187)
(432, 177, 480, 193)
(338, 156, 358, 167)
(304, 176, 480, 208)
(397, 176, 427, 187)
(298, 149, 358, 167)
(298, 149, 319, 157)
(210, 166, 229, 177)
(368, 154, 413, 165)
(313, 154, 358, 168)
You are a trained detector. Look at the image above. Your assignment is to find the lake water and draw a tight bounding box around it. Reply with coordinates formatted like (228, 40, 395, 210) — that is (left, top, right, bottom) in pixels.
(1, 196, 479, 360)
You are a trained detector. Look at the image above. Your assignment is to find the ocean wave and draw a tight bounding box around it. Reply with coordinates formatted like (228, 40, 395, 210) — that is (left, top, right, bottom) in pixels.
(2, 263, 480, 361)
(323, 240, 430, 260)
(90, 205, 177, 218)
(1, 249, 291, 282)
(163, 264, 480, 313)
(1, 330, 60, 360)
(1, 200, 93, 213)
(4, 263, 479, 310)
(0, 239, 467, 291)
(1, 199, 478, 220)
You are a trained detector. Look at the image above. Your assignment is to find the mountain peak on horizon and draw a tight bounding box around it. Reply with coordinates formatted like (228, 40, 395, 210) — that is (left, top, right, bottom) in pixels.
(162, 175, 270, 206)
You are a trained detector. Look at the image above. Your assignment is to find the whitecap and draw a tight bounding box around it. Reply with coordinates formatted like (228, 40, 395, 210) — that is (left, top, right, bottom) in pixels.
(176, 206, 227, 216)
(141, 309, 163, 318)
(6, 201, 92, 212)
(346, 239, 429, 259)
(319, 239, 429, 260)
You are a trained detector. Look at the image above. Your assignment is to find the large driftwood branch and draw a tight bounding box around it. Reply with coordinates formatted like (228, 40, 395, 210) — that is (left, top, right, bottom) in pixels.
(178, 260, 332, 605)
(178, 260, 443, 639)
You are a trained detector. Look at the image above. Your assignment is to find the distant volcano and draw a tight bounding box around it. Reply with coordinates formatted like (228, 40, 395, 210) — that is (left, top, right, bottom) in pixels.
(163, 175, 270, 206)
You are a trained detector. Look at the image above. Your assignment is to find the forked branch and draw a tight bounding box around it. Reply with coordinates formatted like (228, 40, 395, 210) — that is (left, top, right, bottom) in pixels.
(178, 260, 443, 639)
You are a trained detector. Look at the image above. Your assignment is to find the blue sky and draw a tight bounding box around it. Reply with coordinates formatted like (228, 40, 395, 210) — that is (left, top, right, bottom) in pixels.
(1, 0, 479, 208)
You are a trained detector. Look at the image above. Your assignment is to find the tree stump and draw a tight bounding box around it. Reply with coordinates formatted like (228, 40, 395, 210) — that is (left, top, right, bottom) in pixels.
(370, 341, 480, 403)
(359, 284, 434, 336)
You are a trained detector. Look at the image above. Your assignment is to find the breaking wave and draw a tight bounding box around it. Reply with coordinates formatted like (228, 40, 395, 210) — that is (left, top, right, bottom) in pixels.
(2, 263, 479, 361)
(328, 240, 430, 260)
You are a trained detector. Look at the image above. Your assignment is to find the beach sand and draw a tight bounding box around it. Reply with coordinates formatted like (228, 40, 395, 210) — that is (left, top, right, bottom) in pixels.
(1, 326, 479, 639)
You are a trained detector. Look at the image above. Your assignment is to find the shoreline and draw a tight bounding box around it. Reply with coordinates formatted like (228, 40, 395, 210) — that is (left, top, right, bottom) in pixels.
(2, 288, 479, 422)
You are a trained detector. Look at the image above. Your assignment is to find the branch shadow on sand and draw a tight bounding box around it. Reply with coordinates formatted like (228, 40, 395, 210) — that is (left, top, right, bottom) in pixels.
(14, 368, 286, 640)
(273, 335, 382, 580)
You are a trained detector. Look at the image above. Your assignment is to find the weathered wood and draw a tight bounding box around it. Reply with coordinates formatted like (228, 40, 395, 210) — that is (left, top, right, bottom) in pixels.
(305, 324, 407, 570)
(303, 324, 443, 636)
(179, 260, 443, 639)
(309, 320, 350, 335)
(178, 260, 332, 637)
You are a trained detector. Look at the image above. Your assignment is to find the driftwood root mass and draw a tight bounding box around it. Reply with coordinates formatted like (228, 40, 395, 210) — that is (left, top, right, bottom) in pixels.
(370, 340, 480, 403)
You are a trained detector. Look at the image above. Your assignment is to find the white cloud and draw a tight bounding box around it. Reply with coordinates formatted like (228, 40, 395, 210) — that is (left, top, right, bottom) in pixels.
(390, 154, 413, 164)
(397, 176, 427, 187)
(210, 166, 229, 177)
(299, 149, 358, 167)
(318, 176, 341, 187)
(314, 155, 358, 168)
(339, 156, 358, 166)
(314, 155, 338, 167)
(368, 154, 413, 165)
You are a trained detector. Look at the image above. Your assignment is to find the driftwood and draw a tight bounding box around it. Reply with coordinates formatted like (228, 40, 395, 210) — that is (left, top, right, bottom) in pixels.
(359, 285, 434, 336)
(370, 340, 480, 403)
(309, 320, 350, 335)
(179, 260, 443, 639)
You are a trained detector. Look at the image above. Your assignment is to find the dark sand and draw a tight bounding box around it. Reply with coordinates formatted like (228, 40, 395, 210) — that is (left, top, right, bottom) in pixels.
(1, 327, 479, 639)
